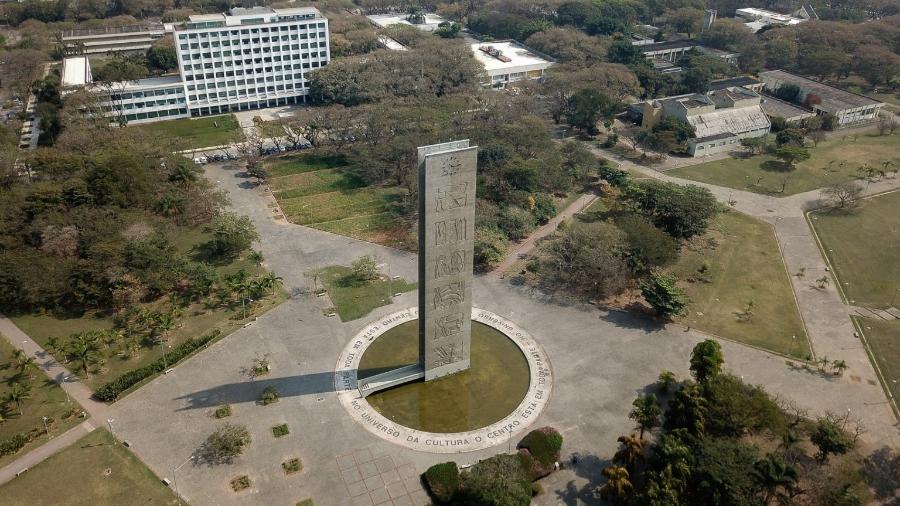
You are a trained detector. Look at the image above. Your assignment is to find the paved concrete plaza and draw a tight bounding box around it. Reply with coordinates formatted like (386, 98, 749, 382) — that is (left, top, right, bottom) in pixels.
(104, 163, 898, 506)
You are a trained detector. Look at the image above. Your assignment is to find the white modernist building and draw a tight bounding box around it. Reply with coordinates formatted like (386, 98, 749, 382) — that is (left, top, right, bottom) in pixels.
(64, 6, 330, 124)
(470, 41, 554, 89)
(735, 8, 806, 32)
(367, 12, 450, 32)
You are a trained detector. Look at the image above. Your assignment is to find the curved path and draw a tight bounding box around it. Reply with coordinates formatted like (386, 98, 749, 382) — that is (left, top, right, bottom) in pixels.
(88, 161, 898, 506)
(590, 144, 900, 420)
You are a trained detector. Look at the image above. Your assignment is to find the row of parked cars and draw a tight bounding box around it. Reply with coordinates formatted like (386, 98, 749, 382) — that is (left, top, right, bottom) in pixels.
(193, 152, 239, 165)
(192, 140, 311, 165)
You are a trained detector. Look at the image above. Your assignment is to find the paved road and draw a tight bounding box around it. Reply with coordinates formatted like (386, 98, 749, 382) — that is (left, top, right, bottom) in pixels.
(491, 193, 598, 276)
(96, 161, 898, 506)
(0, 316, 111, 485)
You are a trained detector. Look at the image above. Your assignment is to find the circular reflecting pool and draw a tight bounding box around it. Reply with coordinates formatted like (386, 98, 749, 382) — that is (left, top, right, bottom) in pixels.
(358, 320, 530, 433)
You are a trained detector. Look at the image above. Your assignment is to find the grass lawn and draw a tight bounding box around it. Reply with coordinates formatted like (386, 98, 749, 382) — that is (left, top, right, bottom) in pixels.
(266, 152, 414, 249)
(669, 132, 899, 196)
(671, 210, 811, 358)
(853, 317, 900, 413)
(0, 337, 85, 468)
(317, 265, 416, 322)
(808, 190, 900, 308)
(10, 225, 286, 393)
(128, 114, 243, 150)
(0, 429, 183, 506)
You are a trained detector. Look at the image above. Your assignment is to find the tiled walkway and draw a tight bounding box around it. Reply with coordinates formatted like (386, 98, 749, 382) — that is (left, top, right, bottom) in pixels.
(337, 448, 428, 506)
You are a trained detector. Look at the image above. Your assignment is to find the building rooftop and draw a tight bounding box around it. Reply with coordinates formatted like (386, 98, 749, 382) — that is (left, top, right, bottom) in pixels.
(735, 7, 804, 24)
(187, 7, 321, 25)
(658, 94, 712, 110)
(470, 41, 553, 72)
(367, 13, 450, 30)
(96, 75, 184, 91)
(62, 56, 92, 87)
(709, 76, 762, 91)
(688, 106, 771, 139)
(708, 86, 757, 102)
(639, 39, 697, 53)
(759, 70, 884, 113)
(760, 96, 817, 120)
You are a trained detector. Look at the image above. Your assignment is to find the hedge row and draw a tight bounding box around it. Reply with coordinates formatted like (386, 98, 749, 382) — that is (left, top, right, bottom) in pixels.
(0, 427, 45, 457)
(94, 329, 222, 402)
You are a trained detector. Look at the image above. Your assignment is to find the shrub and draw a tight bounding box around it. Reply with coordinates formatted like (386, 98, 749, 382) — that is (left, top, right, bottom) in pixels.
(531, 193, 557, 225)
(456, 454, 531, 506)
(260, 385, 279, 405)
(282, 458, 302, 474)
(94, 329, 222, 402)
(531, 481, 544, 496)
(424, 462, 459, 504)
(498, 205, 537, 241)
(473, 226, 508, 272)
(230, 475, 251, 492)
(272, 423, 290, 438)
(600, 165, 630, 188)
(214, 404, 232, 419)
(640, 270, 690, 318)
(202, 423, 252, 464)
(296, 500, 314, 506)
(518, 427, 563, 467)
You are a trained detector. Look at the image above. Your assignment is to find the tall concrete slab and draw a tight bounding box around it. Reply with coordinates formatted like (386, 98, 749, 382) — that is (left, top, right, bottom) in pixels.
(417, 141, 478, 380)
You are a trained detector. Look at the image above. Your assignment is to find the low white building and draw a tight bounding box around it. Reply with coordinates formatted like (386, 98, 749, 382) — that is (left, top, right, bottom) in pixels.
(367, 12, 450, 32)
(470, 41, 554, 89)
(759, 70, 884, 127)
(641, 87, 771, 157)
(735, 8, 806, 32)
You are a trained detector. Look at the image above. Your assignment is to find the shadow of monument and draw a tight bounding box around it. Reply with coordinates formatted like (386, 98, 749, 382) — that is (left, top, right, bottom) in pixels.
(174, 365, 413, 410)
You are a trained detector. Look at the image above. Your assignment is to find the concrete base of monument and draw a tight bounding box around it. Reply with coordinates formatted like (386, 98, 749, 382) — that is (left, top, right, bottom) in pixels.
(334, 307, 553, 454)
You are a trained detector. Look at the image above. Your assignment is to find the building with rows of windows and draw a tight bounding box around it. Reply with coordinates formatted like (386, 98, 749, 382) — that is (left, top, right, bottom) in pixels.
(61, 6, 330, 125)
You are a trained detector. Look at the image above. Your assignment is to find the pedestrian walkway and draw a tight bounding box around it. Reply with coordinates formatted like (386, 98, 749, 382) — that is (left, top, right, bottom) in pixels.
(491, 193, 598, 276)
(588, 144, 900, 423)
(0, 420, 97, 485)
(0, 316, 111, 486)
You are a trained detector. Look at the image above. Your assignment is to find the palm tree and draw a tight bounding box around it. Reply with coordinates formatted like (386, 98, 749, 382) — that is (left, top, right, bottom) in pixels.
(752, 454, 798, 505)
(598, 465, 633, 505)
(629, 394, 661, 438)
(657, 370, 677, 393)
(261, 272, 283, 296)
(16, 356, 37, 379)
(155, 194, 183, 217)
(614, 434, 645, 472)
(9, 349, 25, 364)
(831, 359, 848, 377)
(66, 332, 102, 376)
(169, 163, 199, 185)
(2, 382, 32, 416)
(153, 312, 177, 370)
(248, 250, 264, 274)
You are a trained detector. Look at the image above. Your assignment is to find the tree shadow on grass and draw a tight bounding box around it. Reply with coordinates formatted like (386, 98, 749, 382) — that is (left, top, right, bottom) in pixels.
(760, 160, 792, 173)
(863, 446, 900, 501)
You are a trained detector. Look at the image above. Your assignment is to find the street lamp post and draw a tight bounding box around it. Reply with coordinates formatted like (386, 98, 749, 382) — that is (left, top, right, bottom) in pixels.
(172, 455, 195, 498)
(107, 418, 116, 442)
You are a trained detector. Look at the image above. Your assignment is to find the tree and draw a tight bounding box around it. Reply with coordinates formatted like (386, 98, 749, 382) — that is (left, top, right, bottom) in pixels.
(536, 221, 630, 299)
(2, 382, 32, 416)
(351, 255, 379, 283)
(261, 272, 283, 295)
(616, 215, 680, 273)
(614, 434, 645, 472)
(657, 370, 677, 393)
(775, 128, 804, 147)
(665, 383, 707, 436)
(608, 39, 645, 66)
(434, 21, 461, 38)
(209, 213, 259, 258)
(740, 136, 766, 155)
(692, 438, 763, 506)
(201, 423, 252, 464)
(821, 181, 862, 209)
(753, 454, 798, 505)
(774, 146, 810, 170)
(565, 89, 620, 135)
(810, 415, 855, 463)
(808, 129, 826, 148)
(690, 339, 724, 384)
(247, 250, 264, 274)
(831, 359, 848, 376)
(245, 161, 269, 185)
(640, 270, 690, 317)
(629, 394, 662, 438)
(474, 227, 507, 272)
(455, 453, 531, 506)
(599, 465, 633, 504)
(624, 181, 717, 239)
(147, 43, 178, 73)
(65, 331, 102, 375)
(664, 8, 704, 37)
